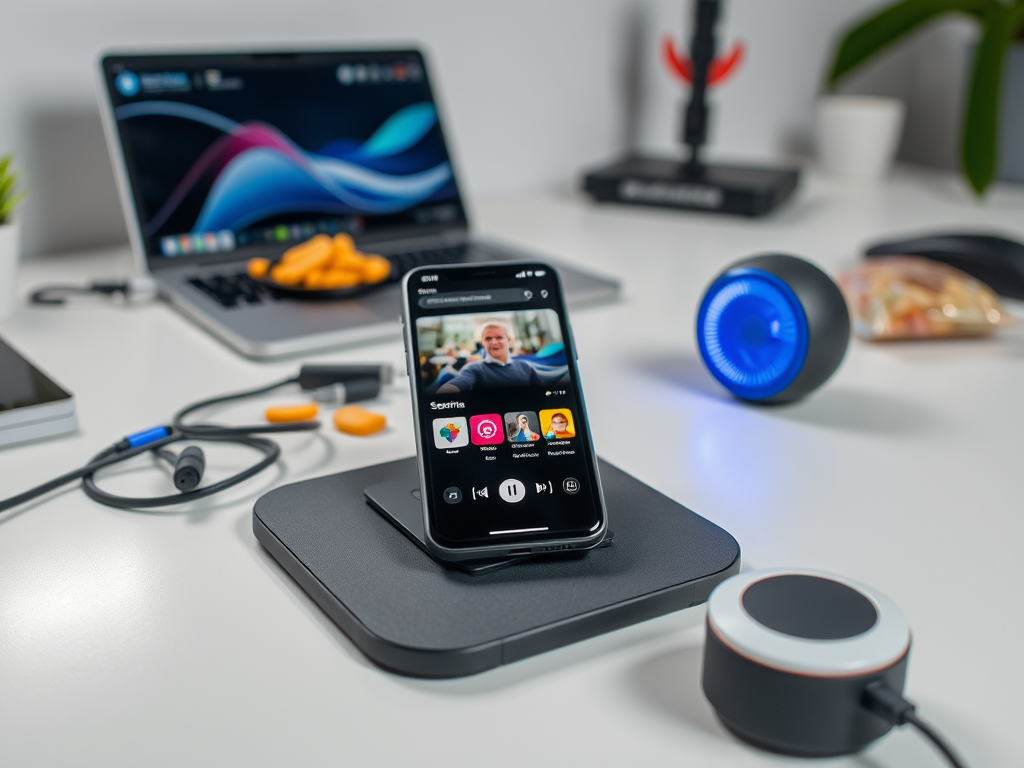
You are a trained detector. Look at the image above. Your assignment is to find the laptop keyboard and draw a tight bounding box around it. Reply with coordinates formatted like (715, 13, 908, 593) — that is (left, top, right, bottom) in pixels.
(385, 244, 469, 278)
(189, 244, 470, 308)
(188, 273, 278, 308)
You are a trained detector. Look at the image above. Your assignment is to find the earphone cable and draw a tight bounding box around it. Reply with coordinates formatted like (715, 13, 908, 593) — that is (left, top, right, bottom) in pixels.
(0, 429, 180, 514)
(81, 433, 281, 509)
(1, 373, 319, 514)
(173, 374, 320, 436)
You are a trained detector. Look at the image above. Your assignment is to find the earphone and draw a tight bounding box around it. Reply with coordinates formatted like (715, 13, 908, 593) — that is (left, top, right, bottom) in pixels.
(171, 446, 206, 491)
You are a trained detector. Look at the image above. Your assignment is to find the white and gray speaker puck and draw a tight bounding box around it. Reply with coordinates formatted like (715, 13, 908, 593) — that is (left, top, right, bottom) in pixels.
(702, 568, 911, 756)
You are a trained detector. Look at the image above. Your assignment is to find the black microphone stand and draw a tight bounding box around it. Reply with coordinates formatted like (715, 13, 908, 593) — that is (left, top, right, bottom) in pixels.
(683, 0, 718, 172)
(583, 0, 800, 217)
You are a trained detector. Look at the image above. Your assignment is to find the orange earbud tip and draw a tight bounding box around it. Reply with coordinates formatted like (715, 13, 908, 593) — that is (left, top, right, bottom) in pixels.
(333, 405, 386, 436)
(265, 403, 319, 423)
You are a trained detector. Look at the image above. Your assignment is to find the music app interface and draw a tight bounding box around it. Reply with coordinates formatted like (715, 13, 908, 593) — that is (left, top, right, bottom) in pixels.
(408, 265, 603, 549)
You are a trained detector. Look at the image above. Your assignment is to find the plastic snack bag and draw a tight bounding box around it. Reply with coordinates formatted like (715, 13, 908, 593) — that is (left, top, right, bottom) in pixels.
(839, 256, 1011, 340)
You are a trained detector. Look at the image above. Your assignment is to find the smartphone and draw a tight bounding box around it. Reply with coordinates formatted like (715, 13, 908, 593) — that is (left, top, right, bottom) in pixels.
(0, 335, 77, 448)
(401, 261, 607, 562)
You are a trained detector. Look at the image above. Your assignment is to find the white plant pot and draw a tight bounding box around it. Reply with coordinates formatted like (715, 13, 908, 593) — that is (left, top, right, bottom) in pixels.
(0, 220, 20, 321)
(816, 96, 906, 182)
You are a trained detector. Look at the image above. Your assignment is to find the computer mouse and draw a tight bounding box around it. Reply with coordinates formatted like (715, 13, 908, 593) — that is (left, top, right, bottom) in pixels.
(865, 232, 1024, 300)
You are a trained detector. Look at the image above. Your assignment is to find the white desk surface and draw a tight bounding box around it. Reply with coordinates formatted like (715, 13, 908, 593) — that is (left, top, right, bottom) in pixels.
(1, 166, 1021, 767)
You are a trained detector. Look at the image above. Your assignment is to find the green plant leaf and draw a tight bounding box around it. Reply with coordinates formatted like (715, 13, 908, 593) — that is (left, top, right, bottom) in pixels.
(827, 0, 992, 87)
(962, 3, 1017, 195)
(0, 153, 25, 225)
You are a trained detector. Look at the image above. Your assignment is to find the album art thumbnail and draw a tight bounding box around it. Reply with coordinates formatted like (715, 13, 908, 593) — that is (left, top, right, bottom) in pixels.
(504, 411, 541, 443)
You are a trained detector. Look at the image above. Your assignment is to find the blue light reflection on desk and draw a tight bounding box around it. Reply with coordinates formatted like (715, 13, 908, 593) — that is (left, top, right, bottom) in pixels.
(686, 402, 792, 514)
(681, 396, 841, 570)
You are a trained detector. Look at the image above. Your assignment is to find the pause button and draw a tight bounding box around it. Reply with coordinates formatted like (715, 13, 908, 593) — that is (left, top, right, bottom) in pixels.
(498, 478, 526, 504)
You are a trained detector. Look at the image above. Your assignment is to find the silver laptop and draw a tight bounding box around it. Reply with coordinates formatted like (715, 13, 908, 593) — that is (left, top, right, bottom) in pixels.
(97, 49, 618, 359)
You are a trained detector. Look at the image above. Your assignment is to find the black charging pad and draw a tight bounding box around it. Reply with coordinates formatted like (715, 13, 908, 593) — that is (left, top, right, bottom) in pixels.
(253, 457, 740, 678)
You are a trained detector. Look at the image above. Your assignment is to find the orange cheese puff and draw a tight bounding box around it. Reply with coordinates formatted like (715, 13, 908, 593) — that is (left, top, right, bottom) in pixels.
(247, 257, 271, 280)
(266, 403, 319, 423)
(360, 255, 392, 284)
(333, 405, 386, 435)
(319, 269, 362, 289)
(271, 241, 334, 285)
(270, 263, 303, 286)
(333, 233, 356, 255)
(281, 233, 332, 264)
(331, 250, 366, 271)
(291, 236, 334, 267)
(303, 269, 327, 289)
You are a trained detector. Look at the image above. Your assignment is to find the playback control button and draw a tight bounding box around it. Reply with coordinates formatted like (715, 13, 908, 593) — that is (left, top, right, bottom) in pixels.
(563, 477, 581, 495)
(498, 479, 526, 503)
(443, 487, 462, 504)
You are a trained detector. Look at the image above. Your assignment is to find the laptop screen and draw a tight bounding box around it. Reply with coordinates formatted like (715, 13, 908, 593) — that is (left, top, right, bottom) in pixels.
(100, 50, 467, 263)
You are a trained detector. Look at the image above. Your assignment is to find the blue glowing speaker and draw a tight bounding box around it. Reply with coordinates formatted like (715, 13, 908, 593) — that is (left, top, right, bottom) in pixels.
(697, 254, 850, 403)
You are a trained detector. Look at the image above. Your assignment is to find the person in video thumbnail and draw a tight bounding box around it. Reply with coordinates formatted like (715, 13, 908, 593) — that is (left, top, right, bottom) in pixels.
(436, 321, 543, 393)
(545, 412, 574, 439)
(510, 413, 541, 442)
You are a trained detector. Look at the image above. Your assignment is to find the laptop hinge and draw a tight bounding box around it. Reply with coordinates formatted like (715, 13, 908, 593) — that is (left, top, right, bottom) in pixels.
(362, 229, 469, 255)
(149, 228, 469, 272)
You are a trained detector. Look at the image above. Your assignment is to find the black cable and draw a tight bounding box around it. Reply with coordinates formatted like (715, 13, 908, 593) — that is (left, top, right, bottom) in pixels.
(862, 683, 968, 768)
(172, 375, 320, 436)
(0, 375, 316, 514)
(81, 434, 281, 509)
(154, 448, 179, 466)
(905, 712, 968, 768)
(1, 365, 386, 515)
(30, 279, 158, 306)
(79, 374, 316, 508)
(30, 285, 100, 305)
(0, 429, 180, 514)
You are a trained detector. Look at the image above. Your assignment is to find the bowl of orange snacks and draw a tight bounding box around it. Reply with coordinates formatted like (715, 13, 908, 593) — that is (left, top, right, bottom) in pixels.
(247, 233, 393, 297)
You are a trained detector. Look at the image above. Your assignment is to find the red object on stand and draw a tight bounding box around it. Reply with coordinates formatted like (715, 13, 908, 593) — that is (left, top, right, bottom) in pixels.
(662, 35, 745, 86)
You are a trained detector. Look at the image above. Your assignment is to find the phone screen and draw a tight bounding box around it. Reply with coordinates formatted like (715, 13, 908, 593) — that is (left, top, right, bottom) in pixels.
(404, 263, 605, 552)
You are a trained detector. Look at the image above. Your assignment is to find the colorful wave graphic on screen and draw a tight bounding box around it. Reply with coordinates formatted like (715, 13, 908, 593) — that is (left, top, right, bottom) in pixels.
(114, 101, 454, 235)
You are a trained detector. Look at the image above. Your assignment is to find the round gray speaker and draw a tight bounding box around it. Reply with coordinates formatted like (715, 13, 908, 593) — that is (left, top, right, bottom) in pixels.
(702, 568, 911, 756)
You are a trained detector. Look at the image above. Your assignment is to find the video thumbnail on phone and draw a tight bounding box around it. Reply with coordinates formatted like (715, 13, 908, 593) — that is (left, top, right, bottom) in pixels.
(416, 309, 567, 393)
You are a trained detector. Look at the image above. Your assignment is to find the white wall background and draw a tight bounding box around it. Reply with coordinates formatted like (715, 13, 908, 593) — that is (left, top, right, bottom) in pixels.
(0, 0, 973, 256)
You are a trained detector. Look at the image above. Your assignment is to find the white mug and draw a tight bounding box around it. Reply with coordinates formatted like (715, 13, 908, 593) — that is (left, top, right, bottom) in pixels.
(816, 96, 905, 181)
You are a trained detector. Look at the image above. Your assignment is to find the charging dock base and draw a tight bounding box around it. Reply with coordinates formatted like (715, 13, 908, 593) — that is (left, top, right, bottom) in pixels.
(363, 478, 617, 575)
(253, 457, 740, 678)
(583, 155, 800, 217)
